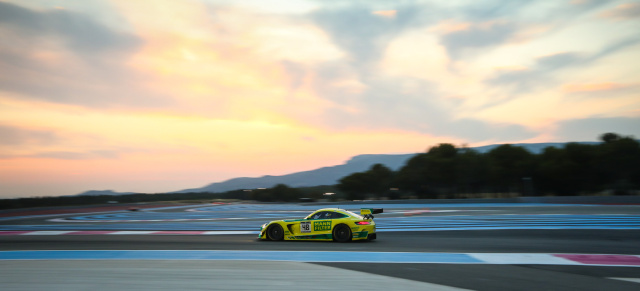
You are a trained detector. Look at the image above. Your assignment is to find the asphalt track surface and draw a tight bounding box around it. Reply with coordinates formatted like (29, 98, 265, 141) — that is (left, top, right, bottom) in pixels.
(1, 202, 640, 290)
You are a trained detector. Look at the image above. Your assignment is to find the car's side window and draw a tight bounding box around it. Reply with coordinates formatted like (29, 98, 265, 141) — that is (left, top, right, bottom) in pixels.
(331, 212, 348, 219)
(308, 211, 347, 220)
(309, 211, 328, 220)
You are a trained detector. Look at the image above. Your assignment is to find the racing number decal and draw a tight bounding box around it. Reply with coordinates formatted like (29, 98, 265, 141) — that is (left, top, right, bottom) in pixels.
(300, 221, 311, 233)
(314, 221, 332, 232)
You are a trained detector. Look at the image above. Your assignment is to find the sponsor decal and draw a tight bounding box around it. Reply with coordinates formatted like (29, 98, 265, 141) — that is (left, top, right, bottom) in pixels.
(353, 231, 368, 238)
(300, 221, 311, 233)
(313, 220, 332, 232)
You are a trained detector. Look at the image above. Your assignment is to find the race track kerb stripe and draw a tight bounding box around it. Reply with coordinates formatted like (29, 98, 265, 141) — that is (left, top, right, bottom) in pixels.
(0, 251, 639, 267)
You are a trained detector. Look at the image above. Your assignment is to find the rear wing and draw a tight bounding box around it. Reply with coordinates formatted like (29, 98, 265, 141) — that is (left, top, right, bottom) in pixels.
(360, 208, 383, 219)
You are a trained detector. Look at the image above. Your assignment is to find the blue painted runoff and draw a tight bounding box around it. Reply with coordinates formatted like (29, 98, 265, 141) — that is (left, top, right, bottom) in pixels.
(0, 250, 482, 263)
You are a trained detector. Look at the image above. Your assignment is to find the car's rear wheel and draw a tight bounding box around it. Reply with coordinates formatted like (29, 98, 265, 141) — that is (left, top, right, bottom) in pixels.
(332, 224, 351, 242)
(267, 224, 284, 241)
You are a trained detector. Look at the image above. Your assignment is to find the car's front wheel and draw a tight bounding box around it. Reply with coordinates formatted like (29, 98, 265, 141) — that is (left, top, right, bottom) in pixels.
(267, 224, 284, 241)
(332, 224, 352, 242)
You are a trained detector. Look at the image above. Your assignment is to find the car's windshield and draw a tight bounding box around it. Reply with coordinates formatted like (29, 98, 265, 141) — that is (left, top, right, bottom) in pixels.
(305, 211, 329, 220)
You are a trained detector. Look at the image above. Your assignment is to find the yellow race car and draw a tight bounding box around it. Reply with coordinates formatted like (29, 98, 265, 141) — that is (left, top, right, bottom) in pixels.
(258, 208, 383, 242)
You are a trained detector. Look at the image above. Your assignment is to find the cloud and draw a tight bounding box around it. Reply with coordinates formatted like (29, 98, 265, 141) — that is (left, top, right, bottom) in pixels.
(372, 10, 397, 19)
(433, 0, 619, 62)
(560, 82, 640, 103)
(297, 2, 543, 142)
(0, 124, 59, 146)
(440, 20, 519, 58)
(457, 0, 532, 21)
(0, 123, 132, 160)
(599, 2, 640, 20)
(562, 82, 636, 93)
(302, 65, 536, 142)
(487, 31, 640, 95)
(0, 2, 140, 54)
(537, 52, 584, 69)
(486, 52, 584, 93)
(0, 2, 173, 108)
(25, 150, 122, 160)
(260, 2, 612, 144)
(568, 0, 612, 14)
(589, 35, 640, 61)
(0, 150, 122, 160)
(311, 3, 427, 64)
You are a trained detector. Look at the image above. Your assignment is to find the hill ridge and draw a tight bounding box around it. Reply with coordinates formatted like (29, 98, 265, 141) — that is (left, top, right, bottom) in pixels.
(171, 141, 601, 194)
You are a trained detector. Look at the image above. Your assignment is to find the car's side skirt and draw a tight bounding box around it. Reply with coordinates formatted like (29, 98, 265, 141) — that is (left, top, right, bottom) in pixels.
(284, 231, 371, 241)
(286, 234, 332, 240)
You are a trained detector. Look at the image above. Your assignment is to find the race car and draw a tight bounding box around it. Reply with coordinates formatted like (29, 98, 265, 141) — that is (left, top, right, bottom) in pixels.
(258, 208, 383, 242)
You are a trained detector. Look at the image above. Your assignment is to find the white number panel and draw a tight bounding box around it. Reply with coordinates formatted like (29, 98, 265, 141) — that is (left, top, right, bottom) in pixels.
(300, 221, 311, 233)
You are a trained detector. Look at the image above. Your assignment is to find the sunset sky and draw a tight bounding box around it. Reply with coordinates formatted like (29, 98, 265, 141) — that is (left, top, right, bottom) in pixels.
(1, 0, 639, 198)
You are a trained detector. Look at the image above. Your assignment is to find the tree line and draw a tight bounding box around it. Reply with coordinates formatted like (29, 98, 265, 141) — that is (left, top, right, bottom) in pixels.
(1, 133, 638, 209)
(337, 133, 640, 200)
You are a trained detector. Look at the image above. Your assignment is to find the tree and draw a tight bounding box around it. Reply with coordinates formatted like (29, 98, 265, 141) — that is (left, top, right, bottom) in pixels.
(486, 144, 535, 194)
(248, 184, 303, 202)
(424, 143, 458, 195)
(367, 164, 394, 199)
(338, 172, 373, 200)
(395, 143, 459, 198)
(395, 153, 431, 197)
(250, 188, 274, 202)
(456, 148, 489, 194)
(337, 164, 394, 200)
(600, 132, 621, 143)
(596, 135, 640, 194)
(270, 184, 302, 201)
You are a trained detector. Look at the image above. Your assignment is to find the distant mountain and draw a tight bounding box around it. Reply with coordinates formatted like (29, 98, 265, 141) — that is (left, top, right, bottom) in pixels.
(172, 153, 416, 193)
(173, 141, 601, 194)
(75, 190, 135, 196)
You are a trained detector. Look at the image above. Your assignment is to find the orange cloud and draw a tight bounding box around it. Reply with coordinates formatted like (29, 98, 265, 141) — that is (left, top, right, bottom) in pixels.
(115, 0, 345, 123)
(493, 65, 529, 72)
(430, 20, 472, 34)
(562, 82, 629, 93)
(372, 10, 397, 18)
(430, 19, 511, 35)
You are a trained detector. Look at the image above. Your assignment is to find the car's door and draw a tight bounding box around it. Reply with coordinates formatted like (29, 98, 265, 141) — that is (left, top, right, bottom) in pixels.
(301, 211, 333, 236)
(295, 211, 323, 236)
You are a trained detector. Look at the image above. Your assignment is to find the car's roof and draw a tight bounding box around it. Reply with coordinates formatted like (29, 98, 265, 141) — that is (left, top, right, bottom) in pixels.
(313, 208, 344, 212)
(311, 208, 361, 217)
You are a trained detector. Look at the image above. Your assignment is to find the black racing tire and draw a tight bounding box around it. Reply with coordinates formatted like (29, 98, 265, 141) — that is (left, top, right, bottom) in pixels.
(332, 224, 352, 242)
(267, 224, 284, 241)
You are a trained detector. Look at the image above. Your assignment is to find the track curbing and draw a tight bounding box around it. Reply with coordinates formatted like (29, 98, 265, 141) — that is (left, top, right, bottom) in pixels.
(0, 250, 639, 267)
